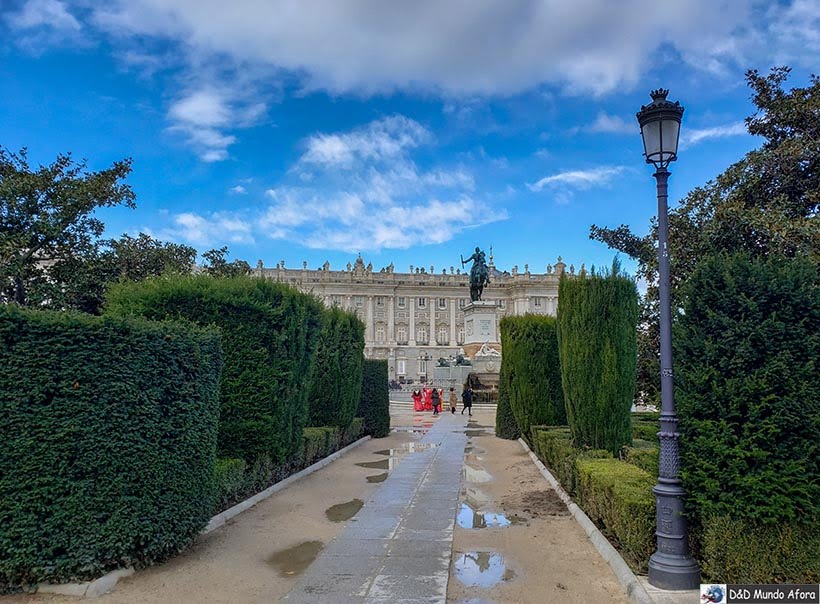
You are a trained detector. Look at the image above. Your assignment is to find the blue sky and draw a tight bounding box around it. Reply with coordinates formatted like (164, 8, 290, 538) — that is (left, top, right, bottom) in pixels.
(2, 0, 818, 278)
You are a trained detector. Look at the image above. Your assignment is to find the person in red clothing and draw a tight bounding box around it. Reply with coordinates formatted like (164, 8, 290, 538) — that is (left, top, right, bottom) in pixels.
(423, 385, 433, 411)
(412, 388, 424, 412)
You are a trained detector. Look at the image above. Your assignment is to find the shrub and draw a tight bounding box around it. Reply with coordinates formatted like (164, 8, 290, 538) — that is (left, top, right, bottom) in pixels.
(533, 427, 611, 495)
(105, 275, 324, 465)
(631, 422, 659, 443)
(341, 417, 365, 447)
(213, 458, 247, 511)
(675, 254, 819, 526)
(500, 315, 566, 439)
(621, 447, 659, 477)
(575, 458, 656, 573)
(700, 516, 820, 584)
(358, 359, 390, 437)
(307, 308, 365, 430)
(495, 358, 520, 440)
(557, 260, 638, 455)
(0, 306, 222, 588)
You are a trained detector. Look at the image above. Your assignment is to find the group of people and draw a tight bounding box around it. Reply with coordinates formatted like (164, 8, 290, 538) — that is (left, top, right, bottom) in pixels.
(411, 385, 473, 416)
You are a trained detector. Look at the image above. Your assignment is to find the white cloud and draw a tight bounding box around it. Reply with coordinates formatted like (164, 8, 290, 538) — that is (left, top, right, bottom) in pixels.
(587, 112, 635, 134)
(229, 185, 247, 194)
(299, 116, 430, 168)
(528, 166, 626, 192)
(85, 0, 820, 97)
(681, 122, 748, 146)
(156, 211, 254, 246)
(166, 88, 265, 161)
(7, 0, 81, 31)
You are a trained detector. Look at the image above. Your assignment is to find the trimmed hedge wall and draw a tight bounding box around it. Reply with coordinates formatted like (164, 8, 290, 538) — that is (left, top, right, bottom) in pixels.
(700, 516, 820, 584)
(557, 263, 638, 454)
(105, 276, 324, 465)
(500, 315, 566, 440)
(0, 306, 222, 588)
(358, 359, 390, 438)
(675, 254, 819, 527)
(307, 308, 365, 429)
(575, 458, 656, 573)
(494, 355, 520, 440)
(532, 426, 611, 495)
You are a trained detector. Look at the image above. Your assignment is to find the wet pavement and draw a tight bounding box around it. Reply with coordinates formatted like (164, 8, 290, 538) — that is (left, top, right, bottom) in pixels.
(282, 412, 466, 603)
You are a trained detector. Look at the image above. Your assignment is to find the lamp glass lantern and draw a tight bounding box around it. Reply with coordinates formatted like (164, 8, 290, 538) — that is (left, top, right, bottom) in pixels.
(637, 89, 684, 170)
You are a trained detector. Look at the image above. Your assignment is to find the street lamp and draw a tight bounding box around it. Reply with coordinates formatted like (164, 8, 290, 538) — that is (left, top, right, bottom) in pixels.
(636, 89, 700, 590)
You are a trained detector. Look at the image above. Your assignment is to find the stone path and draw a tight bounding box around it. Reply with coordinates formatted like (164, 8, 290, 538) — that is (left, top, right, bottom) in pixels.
(283, 412, 466, 604)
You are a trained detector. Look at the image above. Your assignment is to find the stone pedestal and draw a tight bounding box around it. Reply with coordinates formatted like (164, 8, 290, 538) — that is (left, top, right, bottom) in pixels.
(463, 301, 499, 346)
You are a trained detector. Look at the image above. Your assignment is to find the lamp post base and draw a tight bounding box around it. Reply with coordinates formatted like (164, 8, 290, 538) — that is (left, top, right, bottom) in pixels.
(648, 552, 701, 591)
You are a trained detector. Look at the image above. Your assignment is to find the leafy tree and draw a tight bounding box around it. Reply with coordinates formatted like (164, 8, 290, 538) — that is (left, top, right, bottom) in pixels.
(0, 148, 135, 307)
(590, 68, 820, 402)
(202, 246, 252, 278)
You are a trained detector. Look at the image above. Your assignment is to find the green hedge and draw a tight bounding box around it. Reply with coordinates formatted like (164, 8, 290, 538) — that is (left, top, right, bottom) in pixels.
(699, 515, 820, 584)
(358, 359, 390, 437)
(307, 308, 365, 430)
(533, 427, 611, 495)
(105, 276, 323, 465)
(341, 417, 365, 447)
(676, 254, 819, 526)
(575, 458, 656, 573)
(557, 262, 638, 454)
(495, 357, 520, 440)
(0, 306, 222, 588)
(500, 315, 566, 440)
(621, 446, 659, 477)
(214, 458, 247, 511)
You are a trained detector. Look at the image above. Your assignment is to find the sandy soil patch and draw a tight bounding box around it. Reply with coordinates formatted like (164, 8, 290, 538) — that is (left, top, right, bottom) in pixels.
(448, 409, 627, 604)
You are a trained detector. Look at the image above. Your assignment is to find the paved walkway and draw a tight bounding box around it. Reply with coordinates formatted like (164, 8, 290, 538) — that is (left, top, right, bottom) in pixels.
(283, 412, 466, 603)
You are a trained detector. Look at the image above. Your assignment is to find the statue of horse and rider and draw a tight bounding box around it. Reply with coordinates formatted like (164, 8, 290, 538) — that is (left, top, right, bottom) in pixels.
(461, 246, 490, 302)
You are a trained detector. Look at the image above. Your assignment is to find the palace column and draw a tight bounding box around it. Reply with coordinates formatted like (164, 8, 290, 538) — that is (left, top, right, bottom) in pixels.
(409, 296, 416, 346)
(430, 296, 436, 346)
(366, 296, 374, 344)
(449, 297, 457, 345)
(387, 295, 395, 343)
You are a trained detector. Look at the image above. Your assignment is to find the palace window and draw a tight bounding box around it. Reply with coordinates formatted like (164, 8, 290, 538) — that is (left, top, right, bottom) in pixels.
(332, 295, 341, 306)
(457, 328, 465, 344)
(376, 296, 384, 306)
(396, 326, 407, 344)
(417, 327, 428, 343)
(397, 297, 406, 308)
(418, 359, 427, 375)
(534, 297, 542, 307)
(499, 300, 506, 309)
(438, 298, 447, 309)
(418, 297, 427, 308)
(438, 326, 448, 344)
(458, 298, 466, 309)
(355, 296, 364, 307)
(397, 360, 406, 376)
(376, 326, 385, 342)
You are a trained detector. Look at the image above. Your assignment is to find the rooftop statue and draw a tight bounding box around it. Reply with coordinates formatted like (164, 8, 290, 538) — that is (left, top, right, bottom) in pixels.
(461, 246, 490, 302)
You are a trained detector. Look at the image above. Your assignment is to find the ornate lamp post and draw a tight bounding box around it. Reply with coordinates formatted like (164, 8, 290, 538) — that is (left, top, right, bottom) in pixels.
(636, 89, 700, 590)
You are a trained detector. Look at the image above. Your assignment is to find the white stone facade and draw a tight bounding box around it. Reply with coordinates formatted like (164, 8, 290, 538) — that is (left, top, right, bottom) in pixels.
(257, 254, 575, 382)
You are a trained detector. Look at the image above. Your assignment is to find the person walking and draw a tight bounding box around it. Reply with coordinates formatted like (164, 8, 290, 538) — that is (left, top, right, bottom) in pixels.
(431, 387, 441, 415)
(423, 385, 433, 411)
(461, 385, 473, 416)
(448, 387, 458, 414)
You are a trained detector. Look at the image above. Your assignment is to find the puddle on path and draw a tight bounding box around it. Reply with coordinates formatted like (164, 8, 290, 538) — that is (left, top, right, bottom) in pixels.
(453, 551, 509, 588)
(463, 486, 491, 509)
(325, 498, 363, 522)
(367, 472, 388, 483)
(267, 540, 323, 577)
(456, 502, 525, 529)
(374, 442, 439, 456)
(463, 464, 493, 483)
(360, 441, 439, 479)
(356, 459, 390, 470)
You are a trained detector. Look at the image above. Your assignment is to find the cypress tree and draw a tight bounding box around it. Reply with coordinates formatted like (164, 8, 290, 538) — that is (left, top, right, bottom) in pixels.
(557, 260, 638, 454)
(501, 314, 566, 439)
(495, 355, 520, 439)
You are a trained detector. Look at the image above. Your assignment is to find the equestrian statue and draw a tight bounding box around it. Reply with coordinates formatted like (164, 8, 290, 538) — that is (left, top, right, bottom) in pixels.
(461, 246, 490, 302)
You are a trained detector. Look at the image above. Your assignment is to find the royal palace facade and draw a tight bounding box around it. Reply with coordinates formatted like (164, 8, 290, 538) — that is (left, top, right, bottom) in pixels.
(256, 252, 575, 382)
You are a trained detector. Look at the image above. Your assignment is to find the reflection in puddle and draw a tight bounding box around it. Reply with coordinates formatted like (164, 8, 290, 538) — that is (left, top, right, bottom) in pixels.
(463, 464, 493, 483)
(356, 459, 391, 470)
(463, 486, 491, 509)
(366, 472, 388, 483)
(374, 442, 439, 456)
(325, 498, 363, 522)
(453, 551, 508, 588)
(457, 502, 518, 529)
(360, 441, 439, 479)
(267, 540, 323, 577)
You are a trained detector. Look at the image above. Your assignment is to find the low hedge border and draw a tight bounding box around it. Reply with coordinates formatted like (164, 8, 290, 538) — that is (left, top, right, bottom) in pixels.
(532, 426, 611, 496)
(621, 446, 659, 477)
(575, 458, 656, 574)
(213, 420, 366, 514)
